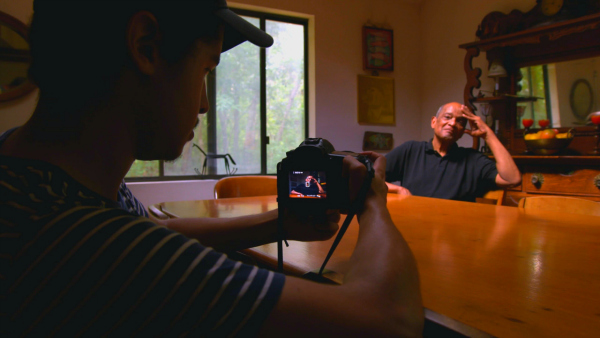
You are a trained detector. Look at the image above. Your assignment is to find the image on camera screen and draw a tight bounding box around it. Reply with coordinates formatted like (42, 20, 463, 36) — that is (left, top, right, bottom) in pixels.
(289, 171, 327, 199)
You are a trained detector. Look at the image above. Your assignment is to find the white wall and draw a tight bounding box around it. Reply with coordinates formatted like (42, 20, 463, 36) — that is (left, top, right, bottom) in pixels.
(127, 180, 218, 208)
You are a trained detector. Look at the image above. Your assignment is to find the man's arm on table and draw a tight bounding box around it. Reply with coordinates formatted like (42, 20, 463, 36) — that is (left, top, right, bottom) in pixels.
(153, 209, 339, 253)
(259, 153, 424, 338)
(386, 182, 412, 195)
(462, 108, 521, 188)
(384, 143, 413, 195)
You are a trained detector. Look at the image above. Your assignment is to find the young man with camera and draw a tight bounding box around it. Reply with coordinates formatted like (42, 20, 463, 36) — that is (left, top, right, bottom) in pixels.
(0, 1, 423, 336)
(385, 102, 521, 201)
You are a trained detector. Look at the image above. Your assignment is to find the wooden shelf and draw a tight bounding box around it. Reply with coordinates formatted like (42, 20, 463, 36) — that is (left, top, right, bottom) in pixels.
(459, 12, 600, 52)
(490, 155, 600, 165)
(474, 96, 538, 103)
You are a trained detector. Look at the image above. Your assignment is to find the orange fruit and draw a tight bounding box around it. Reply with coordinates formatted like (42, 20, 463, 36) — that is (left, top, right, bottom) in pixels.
(540, 129, 556, 139)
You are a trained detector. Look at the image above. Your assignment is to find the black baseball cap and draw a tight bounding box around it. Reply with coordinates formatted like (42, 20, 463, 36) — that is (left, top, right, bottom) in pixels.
(213, 0, 274, 52)
(31, 0, 273, 53)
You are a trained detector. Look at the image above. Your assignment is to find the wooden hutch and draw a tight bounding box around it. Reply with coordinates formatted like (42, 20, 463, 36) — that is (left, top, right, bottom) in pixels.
(459, 3, 600, 206)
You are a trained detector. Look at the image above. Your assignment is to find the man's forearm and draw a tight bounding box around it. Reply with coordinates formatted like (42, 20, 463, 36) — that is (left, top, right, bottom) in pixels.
(316, 183, 324, 193)
(485, 132, 521, 186)
(345, 195, 423, 334)
(163, 210, 278, 252)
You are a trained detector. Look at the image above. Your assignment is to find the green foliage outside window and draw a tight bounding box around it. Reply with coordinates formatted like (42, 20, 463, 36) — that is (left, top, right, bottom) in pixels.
(517, 65, 550, 127)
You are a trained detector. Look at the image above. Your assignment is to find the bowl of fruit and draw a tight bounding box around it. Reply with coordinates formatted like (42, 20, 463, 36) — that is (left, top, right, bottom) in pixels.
(523, 125, 574, 155)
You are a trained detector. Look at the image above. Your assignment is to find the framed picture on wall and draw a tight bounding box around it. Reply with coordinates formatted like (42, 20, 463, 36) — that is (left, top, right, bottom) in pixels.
(357, 75, 395, 126)
(362, 26, 393, 71)
(363, 132, 394, 152)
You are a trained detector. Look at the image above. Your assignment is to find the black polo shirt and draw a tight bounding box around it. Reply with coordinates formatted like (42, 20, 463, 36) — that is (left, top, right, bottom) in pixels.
(385, 140, 498, 202)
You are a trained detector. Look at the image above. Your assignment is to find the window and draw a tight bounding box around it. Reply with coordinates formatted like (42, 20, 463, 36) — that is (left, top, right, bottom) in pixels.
(517, 65, 552, 127)
(126, 10, 308, 180)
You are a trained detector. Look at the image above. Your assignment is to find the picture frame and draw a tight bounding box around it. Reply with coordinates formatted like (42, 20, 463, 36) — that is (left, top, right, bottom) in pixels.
(357, 75, 395, 126)
(363, 132, 394, 152)
(362, 26, 393, 71)
(569, 78, 594, 120)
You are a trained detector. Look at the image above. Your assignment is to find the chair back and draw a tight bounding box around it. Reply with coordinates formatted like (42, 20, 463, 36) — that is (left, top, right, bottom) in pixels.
(214, 175, 278, 199)
(148, 204, 169, 220)
(476, 189, 505, 206)
(518, 196, 600, 217)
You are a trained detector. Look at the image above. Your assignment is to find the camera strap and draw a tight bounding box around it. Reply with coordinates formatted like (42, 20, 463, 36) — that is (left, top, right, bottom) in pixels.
(277, 207, 289, 272)
(317, 161, 374, 276)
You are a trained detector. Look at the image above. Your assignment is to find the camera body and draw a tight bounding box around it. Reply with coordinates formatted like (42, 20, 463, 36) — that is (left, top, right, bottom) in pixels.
(277, 138, 369, 211)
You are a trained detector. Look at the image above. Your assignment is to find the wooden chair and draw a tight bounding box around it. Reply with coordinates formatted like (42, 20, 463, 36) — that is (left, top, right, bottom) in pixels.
(476, 189, 505, 206)
(148, 204, 169, 220)
(213, 175, 278, 266)
(213, 175, 278, 199)
(518, 196, 600, 217)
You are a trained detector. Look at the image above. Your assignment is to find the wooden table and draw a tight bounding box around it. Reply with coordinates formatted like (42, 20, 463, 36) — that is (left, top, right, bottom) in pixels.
(154, 195, 600, 338)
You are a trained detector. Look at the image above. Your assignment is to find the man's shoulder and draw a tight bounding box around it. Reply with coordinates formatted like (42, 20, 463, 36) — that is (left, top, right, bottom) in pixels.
(390, 140, 428, 152)
(385, 141, 428, 162)
(1, 155, 121, 213)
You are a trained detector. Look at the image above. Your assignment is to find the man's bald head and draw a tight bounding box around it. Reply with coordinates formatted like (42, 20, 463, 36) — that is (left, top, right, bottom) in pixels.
(435, 102, 466, 118)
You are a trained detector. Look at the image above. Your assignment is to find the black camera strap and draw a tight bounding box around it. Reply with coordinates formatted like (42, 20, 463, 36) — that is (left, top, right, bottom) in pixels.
(317, 161, 374, 276)
(277, 207, 289, 272)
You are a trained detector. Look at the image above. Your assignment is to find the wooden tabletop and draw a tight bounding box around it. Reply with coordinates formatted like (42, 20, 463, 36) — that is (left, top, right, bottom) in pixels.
(155, 195, 600, 338)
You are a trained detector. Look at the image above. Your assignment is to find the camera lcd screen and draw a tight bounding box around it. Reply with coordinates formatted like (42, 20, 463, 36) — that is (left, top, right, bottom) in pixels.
(289, 171, 327, 199)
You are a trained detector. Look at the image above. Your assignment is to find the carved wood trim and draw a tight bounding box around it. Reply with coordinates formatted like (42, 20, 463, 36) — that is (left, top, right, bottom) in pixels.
(463, 47, 482, 150)
(460, 12, 600, 52)
(548, 21, 600, 40)
(463, 47, 481, 112)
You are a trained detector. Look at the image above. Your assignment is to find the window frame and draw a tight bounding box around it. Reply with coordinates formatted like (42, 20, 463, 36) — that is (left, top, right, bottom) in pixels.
(126, 9, 309, 182)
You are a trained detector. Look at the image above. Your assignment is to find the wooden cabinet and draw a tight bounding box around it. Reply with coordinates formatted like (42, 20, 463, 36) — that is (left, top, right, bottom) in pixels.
(503, 156, 600, 206)
(459, 12, 600, 155)
(460, 7, 600, 206)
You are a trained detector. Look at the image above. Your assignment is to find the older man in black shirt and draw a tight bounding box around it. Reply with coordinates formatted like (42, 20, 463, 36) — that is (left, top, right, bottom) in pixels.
(291, 175, 325, 197)
(385, 102, 521, 202)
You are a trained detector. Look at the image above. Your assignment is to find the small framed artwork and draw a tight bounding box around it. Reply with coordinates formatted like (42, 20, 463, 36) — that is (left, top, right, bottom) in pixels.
(362, 26, 393, 71)
(570, 78, 594, 120)
(363, 132, 394, 152)
(357, 75, 395, 126)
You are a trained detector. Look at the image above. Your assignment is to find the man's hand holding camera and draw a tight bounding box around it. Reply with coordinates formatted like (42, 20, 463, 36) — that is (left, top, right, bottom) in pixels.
(343, 151, 389, 212)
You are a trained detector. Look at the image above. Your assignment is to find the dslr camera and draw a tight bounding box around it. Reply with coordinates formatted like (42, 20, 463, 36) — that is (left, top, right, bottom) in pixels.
(276, 138, 371, 211)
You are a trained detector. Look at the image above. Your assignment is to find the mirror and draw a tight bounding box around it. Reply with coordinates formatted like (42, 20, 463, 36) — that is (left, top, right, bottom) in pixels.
(0, 10, 35, 102)
(515, 56, 600, 129)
